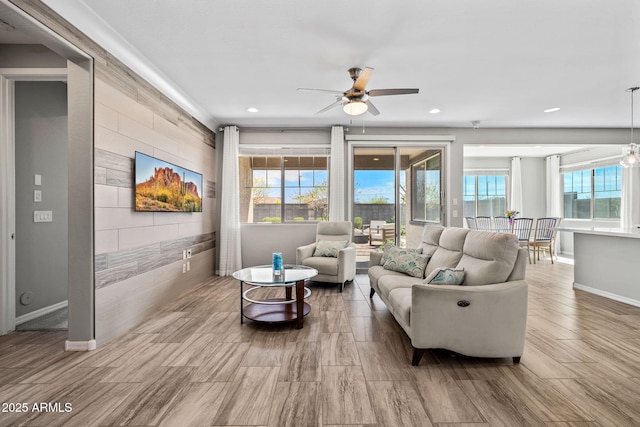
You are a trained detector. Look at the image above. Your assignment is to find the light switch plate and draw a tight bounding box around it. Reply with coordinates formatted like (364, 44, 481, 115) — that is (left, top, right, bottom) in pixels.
(34, 190, 42, 202)
(34, 174, 42, 186)
(34, 210, 53, 222)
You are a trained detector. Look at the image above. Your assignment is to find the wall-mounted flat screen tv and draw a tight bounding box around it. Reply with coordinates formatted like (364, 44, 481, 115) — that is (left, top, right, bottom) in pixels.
(135, 151, 203, 212)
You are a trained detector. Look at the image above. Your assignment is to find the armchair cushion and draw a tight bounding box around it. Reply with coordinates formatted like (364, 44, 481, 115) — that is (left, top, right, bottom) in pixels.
(424, 267, 465, 285)
(313, 240, 348, 257)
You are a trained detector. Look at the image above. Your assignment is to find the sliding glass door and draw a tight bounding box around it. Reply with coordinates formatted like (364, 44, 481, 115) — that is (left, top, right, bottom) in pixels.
(350, 144, 444, 267)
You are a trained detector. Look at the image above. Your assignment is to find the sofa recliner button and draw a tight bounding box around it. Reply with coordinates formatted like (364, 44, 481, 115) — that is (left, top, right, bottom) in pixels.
(457, 300, 471, 307)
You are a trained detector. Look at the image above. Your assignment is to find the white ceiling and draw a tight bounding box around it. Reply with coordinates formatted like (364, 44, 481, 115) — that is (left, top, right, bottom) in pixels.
(19, 1, 640, 131)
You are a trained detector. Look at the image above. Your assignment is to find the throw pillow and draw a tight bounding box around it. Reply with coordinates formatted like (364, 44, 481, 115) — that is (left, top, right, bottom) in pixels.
(383, 246, 430, 278)
(381, 245, 423, 265)
(424, 267, 465, 285)
(313, 240, 348, 257)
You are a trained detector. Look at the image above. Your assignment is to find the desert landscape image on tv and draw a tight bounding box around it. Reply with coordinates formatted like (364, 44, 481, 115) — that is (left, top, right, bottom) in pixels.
(135, 152, 203, 212)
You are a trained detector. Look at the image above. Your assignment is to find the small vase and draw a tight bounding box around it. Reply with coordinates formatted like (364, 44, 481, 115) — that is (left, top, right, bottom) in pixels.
(272, 252, 283, 276)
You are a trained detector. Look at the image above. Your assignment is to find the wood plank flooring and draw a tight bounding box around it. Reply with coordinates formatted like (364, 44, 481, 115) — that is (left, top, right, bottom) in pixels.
(1, 260, 640, 426)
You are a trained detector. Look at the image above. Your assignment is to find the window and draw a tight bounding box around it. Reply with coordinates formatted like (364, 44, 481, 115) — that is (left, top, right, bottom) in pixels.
(411, 153, 441, 223)
(563, 165, 621, 219)
(463, 174, 507, 217)
(239, 155, 328, 223)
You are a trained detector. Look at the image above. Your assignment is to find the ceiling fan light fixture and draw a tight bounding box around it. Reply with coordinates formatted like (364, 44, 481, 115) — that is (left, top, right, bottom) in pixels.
(620, 87, 640, 168)
(343, 100, 368, 116)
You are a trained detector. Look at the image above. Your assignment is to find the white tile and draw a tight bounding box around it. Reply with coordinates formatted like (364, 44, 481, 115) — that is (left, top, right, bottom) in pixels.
(95, 207, 154, 231)
(119, 115, 179, 155)
(118, 224, 180, 249)
(95, 184, 119, 208)
(153, 113, 198, 144)
(153, 211, 199, 226)
(95, 229, 119, 254)
(95, 102, 118, 131)
(118, 187, 133, 208)
(94, 125, 153, 158)
(178, 221, 204, 238)
(95, 78, 154, 128)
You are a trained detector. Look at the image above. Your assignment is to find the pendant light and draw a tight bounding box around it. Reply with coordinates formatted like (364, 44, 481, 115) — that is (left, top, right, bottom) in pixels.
(620, 86, 640, 168)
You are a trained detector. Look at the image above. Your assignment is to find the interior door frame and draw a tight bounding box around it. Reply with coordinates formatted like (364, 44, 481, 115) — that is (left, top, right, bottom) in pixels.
(0, 69, 68, 334)
(346, 135, 454, 241)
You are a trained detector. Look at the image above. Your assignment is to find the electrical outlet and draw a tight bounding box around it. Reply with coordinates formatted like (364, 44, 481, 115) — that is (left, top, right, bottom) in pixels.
(186, 249, 192, 258)
(34, 190, 42, 202)
(182, 263, 187, 273)
(187, 261, 191, 271)
(182, 250, 187, 260)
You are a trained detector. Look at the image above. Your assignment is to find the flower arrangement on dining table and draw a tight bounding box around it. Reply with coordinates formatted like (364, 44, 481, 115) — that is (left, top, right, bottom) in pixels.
(506, 210, 520, 226)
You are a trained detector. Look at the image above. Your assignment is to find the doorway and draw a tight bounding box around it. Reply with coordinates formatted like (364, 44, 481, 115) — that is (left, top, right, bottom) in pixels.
(349, 142, 447, 268)
(0, 1, 95, 348)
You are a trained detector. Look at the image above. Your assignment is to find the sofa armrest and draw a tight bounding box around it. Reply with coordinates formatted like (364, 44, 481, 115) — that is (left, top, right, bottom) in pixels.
(369, 250, 383, 266)
(296, 242, 316, 264)
(410, 280, 528, 357)
(337, 243, 356, 282)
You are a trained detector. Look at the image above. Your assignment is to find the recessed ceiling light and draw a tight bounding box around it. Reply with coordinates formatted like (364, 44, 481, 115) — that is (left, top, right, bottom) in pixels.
(373, 157, 380, 161)
(429, 108, 441, 114)
(479, 145, 486, 148)
(544, 107, 560, 113)
(247, 107, 259, 113)
(535, 145, 542, 148)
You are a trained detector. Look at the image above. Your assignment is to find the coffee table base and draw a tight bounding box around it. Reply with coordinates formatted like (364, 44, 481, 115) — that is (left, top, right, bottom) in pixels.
(243, 298, 311, 324)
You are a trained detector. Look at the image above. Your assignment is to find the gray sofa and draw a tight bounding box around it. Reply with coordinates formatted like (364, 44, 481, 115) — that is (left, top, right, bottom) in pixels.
(368, 225, 528, 365)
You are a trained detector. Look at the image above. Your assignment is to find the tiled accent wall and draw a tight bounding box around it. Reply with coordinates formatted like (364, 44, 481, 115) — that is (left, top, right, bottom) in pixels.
(93, 78, 217, 343)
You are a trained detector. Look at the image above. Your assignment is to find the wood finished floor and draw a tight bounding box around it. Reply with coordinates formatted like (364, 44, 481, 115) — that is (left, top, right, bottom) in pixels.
(1, 260, 640, 426)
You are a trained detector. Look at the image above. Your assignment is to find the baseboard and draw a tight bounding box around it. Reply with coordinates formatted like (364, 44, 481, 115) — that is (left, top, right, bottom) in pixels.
(65, 339, 97, 351)
(15, 300, 68, 325)
(573, 282, 640, 308)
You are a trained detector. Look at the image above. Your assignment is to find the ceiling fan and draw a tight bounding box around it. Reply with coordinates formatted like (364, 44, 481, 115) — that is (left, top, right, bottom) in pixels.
(298, 67, 419, 116)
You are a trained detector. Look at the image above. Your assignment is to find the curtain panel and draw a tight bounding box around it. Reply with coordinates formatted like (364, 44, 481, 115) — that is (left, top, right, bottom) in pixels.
(217, 126, 242, 276)
(510, 157, 523, 213)
(329, 126, 346, 221)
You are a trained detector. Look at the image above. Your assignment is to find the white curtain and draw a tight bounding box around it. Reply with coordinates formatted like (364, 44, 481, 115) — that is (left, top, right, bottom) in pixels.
(510, 157, 523, 213)
(217, 126, 242, 276)
(546, 155, 562, 254)
(329, 126, 346, 221)
(621, 166, 640, 228)
(545, 155, 562, 217)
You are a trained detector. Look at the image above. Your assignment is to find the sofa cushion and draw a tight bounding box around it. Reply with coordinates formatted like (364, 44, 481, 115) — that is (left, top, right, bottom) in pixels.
(368, 265, 404, 289)
(313, 240, 347, 257)
(377, 274, 419, 300)
(388, 288, 412, 327)
(301, 256, 338, 276)
(425, 227, 470, 277)
(456, 231, 519, 286)
(424, 267, 465, 285)
(417, 225, 445, 257)
(383, 247, 430, 278)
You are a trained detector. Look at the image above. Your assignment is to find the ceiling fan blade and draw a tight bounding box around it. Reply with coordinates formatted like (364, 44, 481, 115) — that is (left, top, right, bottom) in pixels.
(298, 88, 344, 95)
(366, 100, 380, 116)
(353, 67, 374, 90)
(368, 88, 419, 96)
(316, 99, 343, 114)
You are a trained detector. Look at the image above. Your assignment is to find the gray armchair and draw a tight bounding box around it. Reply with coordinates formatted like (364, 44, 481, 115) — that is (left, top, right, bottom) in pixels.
(296, 221, 356, 292)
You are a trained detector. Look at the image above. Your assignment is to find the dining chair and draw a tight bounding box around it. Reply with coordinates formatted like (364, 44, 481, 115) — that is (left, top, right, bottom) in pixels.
(493, 216, 511, 233)
(475, 216, 493, 231)
(530, 217, 562, 264)
(512, 218, 534, 263)
(465, 217, 477, 230)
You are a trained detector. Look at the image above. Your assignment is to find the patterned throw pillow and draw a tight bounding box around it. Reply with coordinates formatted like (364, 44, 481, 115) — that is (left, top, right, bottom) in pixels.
(383, 246, 430, 278)
(381, 245, 423, 265)
(313, 240, 348, 257)
(424, 267, 465, 285)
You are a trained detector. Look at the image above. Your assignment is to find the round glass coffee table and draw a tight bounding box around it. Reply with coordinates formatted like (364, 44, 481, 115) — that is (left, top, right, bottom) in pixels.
(232, 264, 317, 329)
